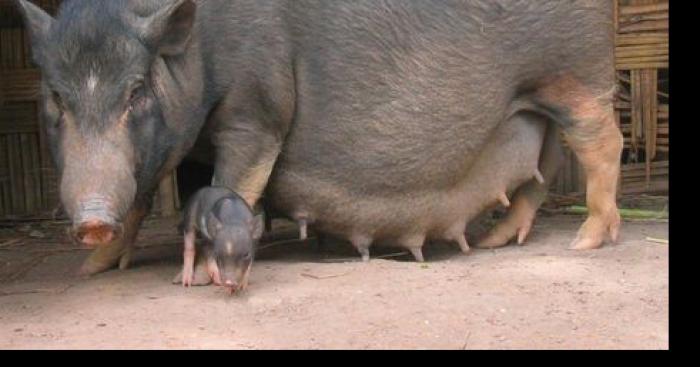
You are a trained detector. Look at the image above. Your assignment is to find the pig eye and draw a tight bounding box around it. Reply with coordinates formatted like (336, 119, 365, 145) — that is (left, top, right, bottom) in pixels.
(128, 83, 146, 108)
(51, 91, 65, 111)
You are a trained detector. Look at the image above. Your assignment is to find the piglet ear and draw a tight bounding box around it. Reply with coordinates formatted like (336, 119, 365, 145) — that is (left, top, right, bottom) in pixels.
(206, 212, 222, 236)
(251, 214, 265, 241)
(134, 0, 196, 56)
(16, 0, 54, 64)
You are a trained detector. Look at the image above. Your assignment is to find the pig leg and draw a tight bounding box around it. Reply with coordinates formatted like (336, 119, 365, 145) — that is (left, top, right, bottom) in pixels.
(401, 235, 426, 262)
(351, 234, 372, 262)
(181, 231, 196, 287)
(476, 123, 564, 248)
(298, 218, 308, 241)
(538, 77, 622, 250)
(212, 91, 293, 207)
(78, 202, 150, 276)
(455, 234, 471, 254)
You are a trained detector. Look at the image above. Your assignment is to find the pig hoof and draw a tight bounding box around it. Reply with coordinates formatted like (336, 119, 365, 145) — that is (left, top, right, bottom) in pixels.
(568, 213, 620, 250)
(359, 248, 370, 262)
(78, 254, 121, 276)
(410, 248, 424, 262)
(456, 234, 471, 254)
(118, 249, 132, 270)
(534, 170, 545, 185)
(476, 205, 536, 249)
(498, 193, 511, 208)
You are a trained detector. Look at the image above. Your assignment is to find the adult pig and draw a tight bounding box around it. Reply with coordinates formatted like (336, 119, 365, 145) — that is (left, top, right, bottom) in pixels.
(17, 0, 622, 276)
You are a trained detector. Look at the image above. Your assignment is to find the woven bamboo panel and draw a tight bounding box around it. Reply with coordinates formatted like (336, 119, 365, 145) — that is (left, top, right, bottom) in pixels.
(615, 0, 669, 195)
(0, 0, 180, 217)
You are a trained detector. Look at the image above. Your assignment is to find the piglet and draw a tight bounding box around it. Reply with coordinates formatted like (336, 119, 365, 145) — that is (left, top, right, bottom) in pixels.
(179, 186, 264, 294)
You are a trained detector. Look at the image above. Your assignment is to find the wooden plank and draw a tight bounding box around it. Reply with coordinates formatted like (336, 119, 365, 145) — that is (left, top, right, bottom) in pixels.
(615, 33, 668, 46)
(619, 2, 668, 16)
(6, 134, 25, 213)
(643, 69, 658, 162)
(617, 19, 668, 33)
(0, 102, 38, 133)
(0, 135, 7, 215)
(630, 70, 642, 151)
(29, 133, 43, 210)
(621, 160, 668, 171)
(158, 171, 178, 217)
(19, 133, 36, 212)
(0, 69, 41, 102)
(616, 62, 668, 70)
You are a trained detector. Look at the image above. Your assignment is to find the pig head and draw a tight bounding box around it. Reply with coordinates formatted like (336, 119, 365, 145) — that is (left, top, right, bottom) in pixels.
(17, 0, 203, 246)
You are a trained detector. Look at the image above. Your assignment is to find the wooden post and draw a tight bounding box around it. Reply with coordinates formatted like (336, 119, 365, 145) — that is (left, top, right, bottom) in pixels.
(158, 170, 179, 217)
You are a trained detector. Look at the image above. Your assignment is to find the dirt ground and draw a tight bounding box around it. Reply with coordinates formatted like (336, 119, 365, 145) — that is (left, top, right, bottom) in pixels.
(0, 213, 668, 349)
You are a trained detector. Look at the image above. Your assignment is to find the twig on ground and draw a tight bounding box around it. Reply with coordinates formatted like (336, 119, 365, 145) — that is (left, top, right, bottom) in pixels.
(0, 284, 73, 297)
(375, 251, 410, 259)
(301, 270, 353, 280)
(258, 237, 309, 251)
(564, 205, 668, 220)
(0, 238, 23, 248)
(645, 237, 668, 245)
(461, 331, 472, 350)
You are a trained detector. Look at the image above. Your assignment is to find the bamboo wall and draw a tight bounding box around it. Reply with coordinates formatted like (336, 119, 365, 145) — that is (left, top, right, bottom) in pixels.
(0, 0, 670, 218)
(0, 0, 179, 217)
(553, 0, 669, 196)
(615, 0, 669, 194)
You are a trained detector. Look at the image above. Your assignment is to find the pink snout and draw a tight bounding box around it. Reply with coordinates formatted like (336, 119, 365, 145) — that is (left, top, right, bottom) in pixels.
(73, 219, 122, 247)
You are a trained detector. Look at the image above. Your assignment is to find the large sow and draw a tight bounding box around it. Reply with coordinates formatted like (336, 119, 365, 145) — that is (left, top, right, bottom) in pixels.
(17, 0, 622, 278)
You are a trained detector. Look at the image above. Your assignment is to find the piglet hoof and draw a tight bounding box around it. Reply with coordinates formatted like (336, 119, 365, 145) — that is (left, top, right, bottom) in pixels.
(181, 267, 195, 288)
(171, 267, 214, 286)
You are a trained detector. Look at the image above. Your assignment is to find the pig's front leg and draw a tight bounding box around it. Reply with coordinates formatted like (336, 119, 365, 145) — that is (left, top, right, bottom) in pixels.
(78, 199, 151, 276)
(211, 125, 284, 207)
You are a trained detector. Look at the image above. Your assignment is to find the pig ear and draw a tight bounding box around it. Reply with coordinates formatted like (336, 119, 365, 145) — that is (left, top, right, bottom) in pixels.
(136, 0, 196, 56)
(251, 214, 265, 241)
(16, 0, 54, 64)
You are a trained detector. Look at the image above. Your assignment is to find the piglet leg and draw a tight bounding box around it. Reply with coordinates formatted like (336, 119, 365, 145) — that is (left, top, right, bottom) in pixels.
(172, 247, 215, 286)
(206, 250, 222, 286)
(182, 231, 196, 287)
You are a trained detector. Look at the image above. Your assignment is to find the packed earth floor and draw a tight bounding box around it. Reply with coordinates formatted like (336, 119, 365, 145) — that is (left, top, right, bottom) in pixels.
(0, 212, 668, 349)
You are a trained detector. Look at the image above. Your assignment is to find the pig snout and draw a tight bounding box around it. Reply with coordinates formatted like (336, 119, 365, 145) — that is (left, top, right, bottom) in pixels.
(70, 198, 124, 247)
(73, 219, 122, 247)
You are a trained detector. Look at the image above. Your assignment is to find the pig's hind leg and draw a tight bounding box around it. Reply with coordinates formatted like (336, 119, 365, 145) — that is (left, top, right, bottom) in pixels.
(536, 77, 622, 250)
(477, 122, 564, 248)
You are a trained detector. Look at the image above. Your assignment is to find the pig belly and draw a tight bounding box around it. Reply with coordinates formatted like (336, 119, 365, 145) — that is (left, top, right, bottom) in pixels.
(267, 114, 547, 245)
